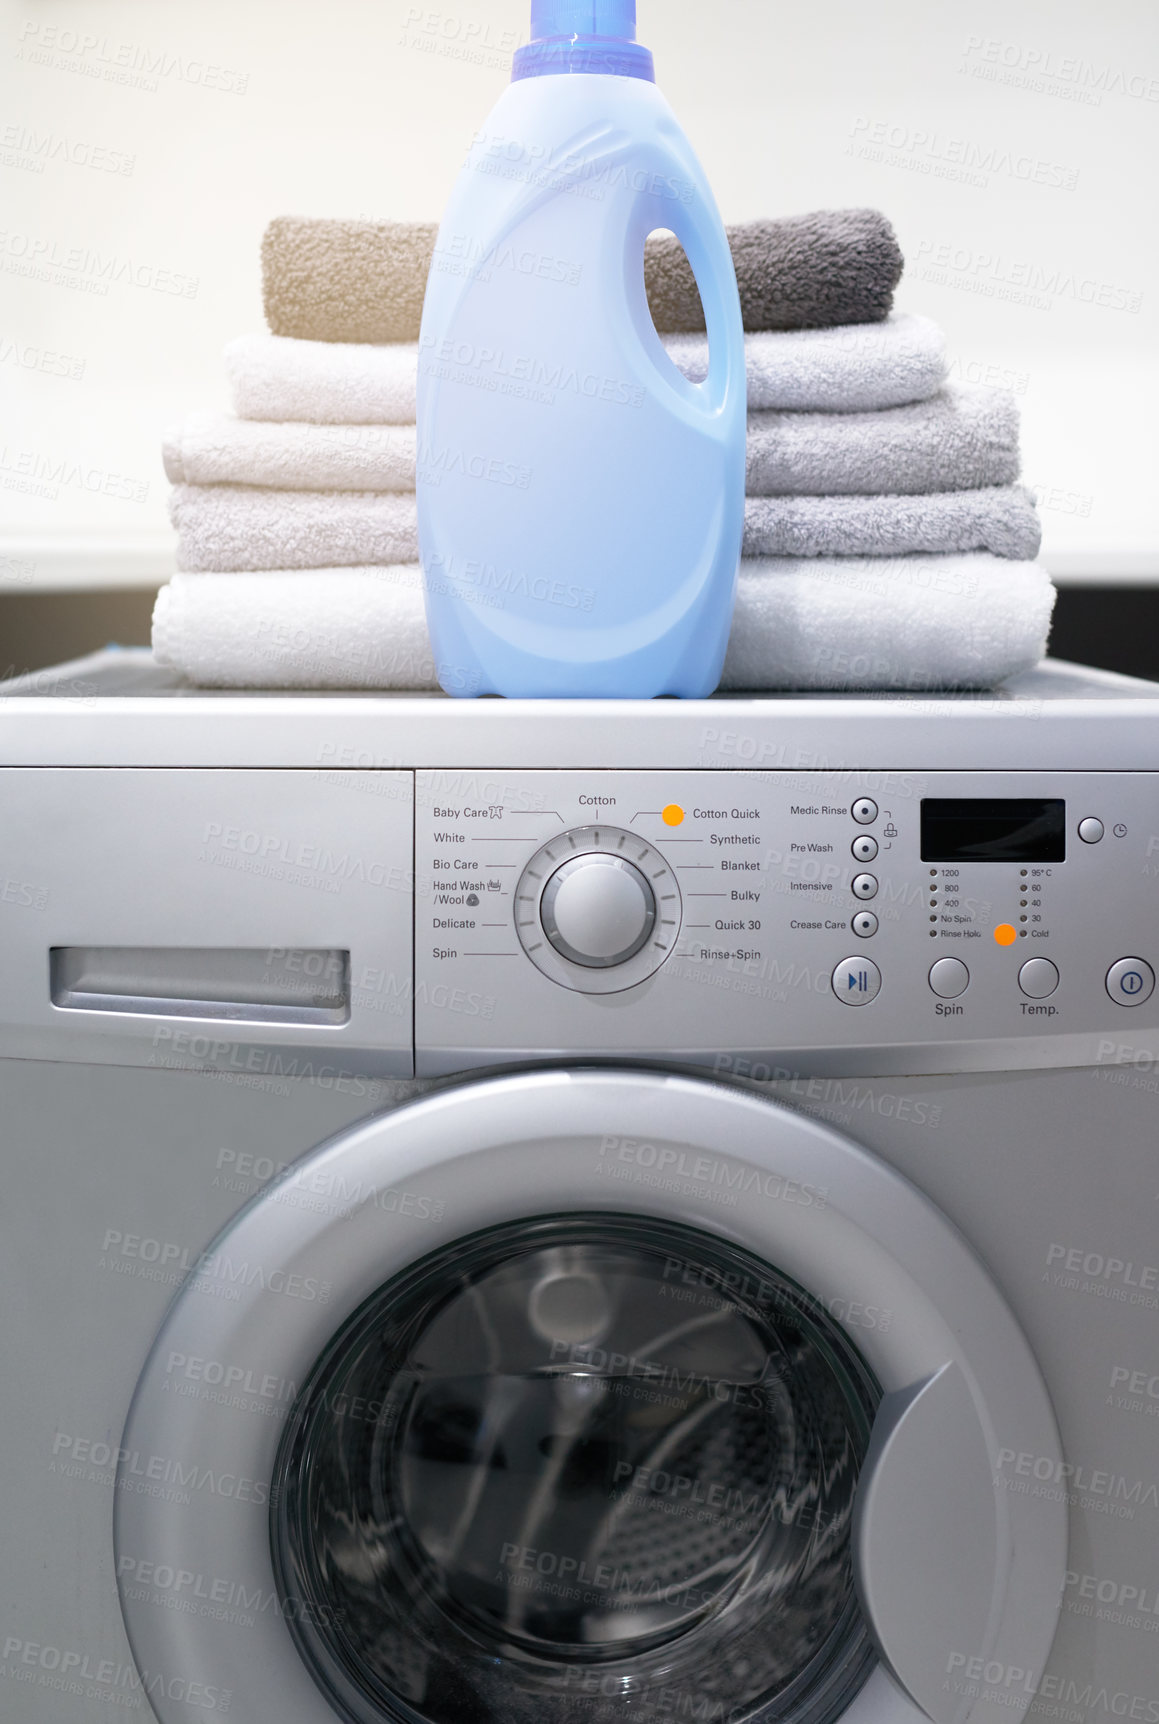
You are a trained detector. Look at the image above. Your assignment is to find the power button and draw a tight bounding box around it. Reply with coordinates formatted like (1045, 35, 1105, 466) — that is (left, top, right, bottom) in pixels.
(1106, 959, 1155, 1008)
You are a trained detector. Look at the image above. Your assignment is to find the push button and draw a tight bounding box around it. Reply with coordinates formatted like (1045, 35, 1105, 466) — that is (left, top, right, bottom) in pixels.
(1107, 958, 1155, 1008)
(832, 956, 881, 1005)
(852, 799, 878, 824)
(852, 911, 878, 938)
(1078, 818, 1104, 845)
(852, 874, 878, 900)
(1019, 959, 1059, 999)
(851, 835, 879, 862)
(929, 958, 969, 999)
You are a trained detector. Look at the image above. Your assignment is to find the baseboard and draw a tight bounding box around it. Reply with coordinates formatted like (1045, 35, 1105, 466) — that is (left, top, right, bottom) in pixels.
(0, 539, 175, 593)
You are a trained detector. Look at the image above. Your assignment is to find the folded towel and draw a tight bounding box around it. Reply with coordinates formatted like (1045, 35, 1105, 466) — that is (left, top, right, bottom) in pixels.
(226, 334, 420, 425)
(262, 219, 437, 346)
(152, 555, 1053, 693)
(225, 314, 946, 427)
(743, 487, 1041, 561)
(747, 386, 1020, 496)
(665, 313, 946, 412)
(721, 556, 1055, 691)
(168, 477, 1038, 569)
(646, 209, 904, 334)
(171, 381, 1015, 513)
(153, 567, 440, 691)
(168, 485, 419, 573)
(163, 415, 417, 492)
(261, 209, 903, 344)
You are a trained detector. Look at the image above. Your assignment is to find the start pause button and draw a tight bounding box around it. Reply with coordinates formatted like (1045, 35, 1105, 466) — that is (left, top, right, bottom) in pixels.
(832, 957, 882, 1006)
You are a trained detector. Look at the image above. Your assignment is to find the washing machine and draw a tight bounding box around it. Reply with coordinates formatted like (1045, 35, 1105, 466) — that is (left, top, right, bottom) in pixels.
(2, 649, 1158, 1724)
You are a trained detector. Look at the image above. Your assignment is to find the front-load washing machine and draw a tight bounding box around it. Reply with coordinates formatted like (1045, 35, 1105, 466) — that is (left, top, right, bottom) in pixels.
(1, 650, 1158, 1724)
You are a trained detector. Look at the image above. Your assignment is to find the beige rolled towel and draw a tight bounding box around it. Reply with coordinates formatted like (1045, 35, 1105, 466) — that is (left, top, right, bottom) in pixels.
(263, 220, 438, 345)
(262, 210, 904, 343)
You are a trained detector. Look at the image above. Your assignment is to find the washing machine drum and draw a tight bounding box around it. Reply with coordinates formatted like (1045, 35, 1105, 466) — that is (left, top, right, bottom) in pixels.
(116, 1071, 1066, 1724)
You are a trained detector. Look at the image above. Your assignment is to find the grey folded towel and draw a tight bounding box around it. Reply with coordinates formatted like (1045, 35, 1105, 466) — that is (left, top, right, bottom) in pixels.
(747, 386, 1020, 496)
(743, 487, 1041, 561)
(646, 209, 903, 334)
(169, 480, 1038, 571)
(262, 209, 903, 344)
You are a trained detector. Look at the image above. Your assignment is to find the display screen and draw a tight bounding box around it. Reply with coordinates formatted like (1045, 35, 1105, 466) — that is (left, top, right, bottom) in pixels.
(921, 799, 1067, 863)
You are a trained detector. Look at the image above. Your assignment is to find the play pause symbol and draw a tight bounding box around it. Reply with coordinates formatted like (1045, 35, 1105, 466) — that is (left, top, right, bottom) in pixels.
(833, 956, 882, 1006)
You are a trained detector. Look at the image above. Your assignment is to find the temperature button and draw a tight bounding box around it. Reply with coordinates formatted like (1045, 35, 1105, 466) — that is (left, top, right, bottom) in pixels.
(1019, 959, 1059, 1000)
(1107, 958, 1155, 1008)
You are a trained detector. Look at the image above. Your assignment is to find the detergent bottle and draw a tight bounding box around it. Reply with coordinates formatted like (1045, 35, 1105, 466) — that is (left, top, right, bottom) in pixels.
(416, 0, 746, 699)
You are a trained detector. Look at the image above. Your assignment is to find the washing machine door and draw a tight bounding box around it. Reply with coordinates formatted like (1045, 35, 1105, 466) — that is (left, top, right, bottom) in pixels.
(116, 1071, 1065, 1724)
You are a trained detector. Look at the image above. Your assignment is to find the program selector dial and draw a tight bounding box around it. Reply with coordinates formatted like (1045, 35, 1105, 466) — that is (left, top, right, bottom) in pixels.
(516, 826, 682, 994)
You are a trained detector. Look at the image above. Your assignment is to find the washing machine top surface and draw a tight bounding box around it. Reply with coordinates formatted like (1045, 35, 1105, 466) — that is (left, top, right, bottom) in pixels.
(1, 648, 1157, 769)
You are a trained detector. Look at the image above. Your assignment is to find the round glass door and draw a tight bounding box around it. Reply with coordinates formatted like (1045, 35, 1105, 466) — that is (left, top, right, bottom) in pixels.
(271, 1214, 881, 1724)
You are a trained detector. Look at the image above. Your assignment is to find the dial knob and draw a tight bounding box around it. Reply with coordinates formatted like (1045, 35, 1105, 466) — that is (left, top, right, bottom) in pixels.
(541, 854, 656, 968)
(516, 825, 681, 995)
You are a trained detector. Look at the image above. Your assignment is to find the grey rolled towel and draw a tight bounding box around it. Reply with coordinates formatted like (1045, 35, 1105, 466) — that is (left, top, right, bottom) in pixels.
(646, 209, 903, 333)
(743, 487, 1041, 561)
(262, 209, 903, 344)
(747, 386, 1021, 496)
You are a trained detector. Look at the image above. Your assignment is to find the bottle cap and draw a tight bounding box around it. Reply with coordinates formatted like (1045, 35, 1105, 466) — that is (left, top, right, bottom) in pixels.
(530, 0, 636, 39)
(515, 0, 653, 80)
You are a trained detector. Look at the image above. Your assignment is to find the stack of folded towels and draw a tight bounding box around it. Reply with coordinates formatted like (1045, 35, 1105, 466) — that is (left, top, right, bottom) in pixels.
(153, 210, 1054, 692)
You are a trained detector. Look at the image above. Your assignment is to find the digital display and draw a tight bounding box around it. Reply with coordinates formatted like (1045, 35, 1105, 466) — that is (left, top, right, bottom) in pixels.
(921, 799, 1066, 863)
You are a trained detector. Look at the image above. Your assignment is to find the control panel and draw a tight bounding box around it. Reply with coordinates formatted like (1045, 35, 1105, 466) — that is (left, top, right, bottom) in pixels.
(414, 770, 1159, 1075)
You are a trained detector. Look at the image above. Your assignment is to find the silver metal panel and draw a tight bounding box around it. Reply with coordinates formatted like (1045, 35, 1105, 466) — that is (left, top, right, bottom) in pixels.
(414, 769, 1159, 1074)
(0, 768, 414, 1077)
(2, 650, 1159, 772)
(0, 1056, 411, 1724)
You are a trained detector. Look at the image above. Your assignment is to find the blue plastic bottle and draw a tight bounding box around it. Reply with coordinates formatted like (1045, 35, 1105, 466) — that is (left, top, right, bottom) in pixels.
(416, 0, 746, 699)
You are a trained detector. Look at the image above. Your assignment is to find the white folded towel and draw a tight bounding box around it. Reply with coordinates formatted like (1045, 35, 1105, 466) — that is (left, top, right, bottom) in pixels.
(226, 334, 420, 425)
(152, 555, 1054, 693)
(224, 314, 947, 426)
(152, 567, 438, 690)
(163, 415, 417, 492)
(168, 484, 419, 572)
(721, 555, 1055, 690)
(664, 313, 947, 411)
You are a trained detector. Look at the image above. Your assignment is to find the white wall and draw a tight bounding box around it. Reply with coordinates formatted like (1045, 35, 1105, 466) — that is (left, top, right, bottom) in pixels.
(2, 0, 1156, 587)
